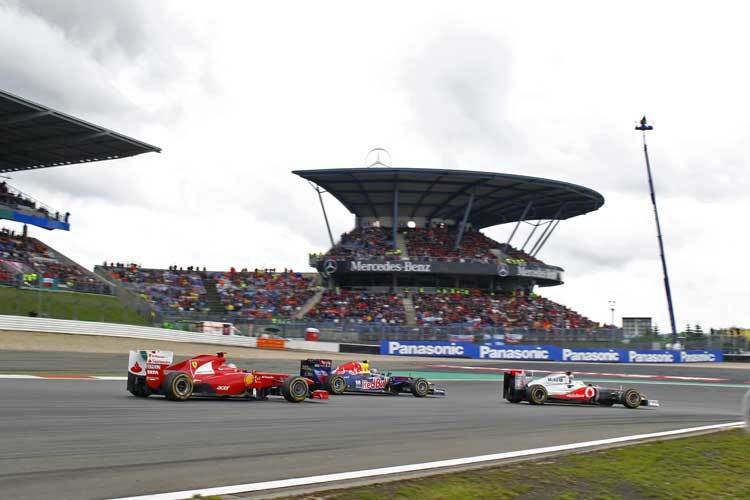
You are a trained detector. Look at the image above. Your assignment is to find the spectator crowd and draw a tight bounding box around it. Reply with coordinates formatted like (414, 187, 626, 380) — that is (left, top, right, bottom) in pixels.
(306, 289, 406, 324)
(412, 289, 596, 329)
(102, 264, 318, 320)
(0, 182, 69, 223)
(0, 227, 108, 293)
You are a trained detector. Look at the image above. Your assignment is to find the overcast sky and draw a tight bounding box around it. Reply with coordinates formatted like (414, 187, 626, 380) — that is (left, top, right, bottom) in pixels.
(1, 1, 748, 329)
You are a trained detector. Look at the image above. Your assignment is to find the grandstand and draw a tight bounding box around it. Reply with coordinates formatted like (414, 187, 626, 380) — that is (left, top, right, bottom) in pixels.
(91, 166, 605, 333)
(294, 167, 604, 330)
(96, 264, 319, 322)
(0, 89, 160, 322)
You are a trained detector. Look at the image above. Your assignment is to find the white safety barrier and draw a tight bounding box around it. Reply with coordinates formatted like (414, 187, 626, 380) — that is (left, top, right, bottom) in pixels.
(0, 315, 342, 354)
(0, 314, 260, 347)
(286, 339, 341, 353)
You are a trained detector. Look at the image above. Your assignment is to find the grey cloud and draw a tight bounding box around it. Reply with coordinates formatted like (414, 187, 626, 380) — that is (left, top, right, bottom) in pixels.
(403, 31, 522, 158)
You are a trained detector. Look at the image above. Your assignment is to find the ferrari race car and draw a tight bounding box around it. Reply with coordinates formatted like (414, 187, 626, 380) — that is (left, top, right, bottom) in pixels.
(301, 358, 446, 397)
(503, 370, 659, 409)
(127, 350, 328, 402)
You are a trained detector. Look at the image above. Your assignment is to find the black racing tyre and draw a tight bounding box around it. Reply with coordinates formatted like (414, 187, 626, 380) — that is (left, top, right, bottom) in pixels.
(326, 374, 347, 395)
(527, 385, 548, 405)
(410, 378, 430, 398)
(162, 372, 193, 401)
(507, 393, 523, 403)
(282, 376, 309, 403)
(127, 373, 151, 398)
(622, 388, 641, 409)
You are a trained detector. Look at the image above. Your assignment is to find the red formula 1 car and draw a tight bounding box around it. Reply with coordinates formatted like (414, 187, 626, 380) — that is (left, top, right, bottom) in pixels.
(127, 350, 328, 402)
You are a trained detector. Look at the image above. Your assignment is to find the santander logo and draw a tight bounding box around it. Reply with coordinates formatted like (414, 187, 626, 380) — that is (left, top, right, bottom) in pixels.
(130, 362, 143, 373)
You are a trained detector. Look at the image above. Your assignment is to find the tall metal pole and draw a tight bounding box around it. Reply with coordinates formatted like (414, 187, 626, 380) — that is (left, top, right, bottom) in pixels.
(636, 116, 678, 342)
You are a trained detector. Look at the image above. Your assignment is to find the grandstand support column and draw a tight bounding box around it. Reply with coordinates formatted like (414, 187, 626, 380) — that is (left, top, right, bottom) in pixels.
(636, 116, 678, 341)
(392, 185, 399, 244)
(308, 181, 335, 248)
(529, 205, 565, 256)
(454, 191, 475, 250)
(532, 219, 560, 257)
(521, 221, 541, 251)
(506, 200, 533, 246)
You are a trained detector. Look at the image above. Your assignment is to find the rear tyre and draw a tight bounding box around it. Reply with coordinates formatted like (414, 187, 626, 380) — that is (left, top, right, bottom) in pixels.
(527, 385, 548, 405)
(326, 374, 347, 395)
(282, 376, 309, 402)
(162, 372, 193, 401)
(622, 388, 641, 409)
(410, 378, 430, 398)
(507, 393, 523, 403)
(127, 373, 151, 398)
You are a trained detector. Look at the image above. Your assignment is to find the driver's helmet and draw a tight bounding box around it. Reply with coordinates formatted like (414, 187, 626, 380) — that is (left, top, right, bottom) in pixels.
(565, 371, 573, 382)
(369, 368, 379, 375)
(226, 363, 237, 370)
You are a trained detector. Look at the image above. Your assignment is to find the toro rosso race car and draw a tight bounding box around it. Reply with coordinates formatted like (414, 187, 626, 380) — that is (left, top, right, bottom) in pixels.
(127, 350, 328, 402)
(301, 359, 446, 397)
(503, 370, 659, 409)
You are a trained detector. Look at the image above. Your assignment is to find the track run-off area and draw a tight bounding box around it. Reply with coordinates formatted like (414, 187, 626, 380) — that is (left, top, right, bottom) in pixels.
(0, 346, 748, 500)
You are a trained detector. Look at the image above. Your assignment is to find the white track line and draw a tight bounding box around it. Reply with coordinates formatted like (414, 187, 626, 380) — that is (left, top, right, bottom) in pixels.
(110, 421, 745, 500)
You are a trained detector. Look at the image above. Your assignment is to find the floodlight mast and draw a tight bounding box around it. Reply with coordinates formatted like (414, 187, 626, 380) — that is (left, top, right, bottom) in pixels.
(636, 116, 678, 342)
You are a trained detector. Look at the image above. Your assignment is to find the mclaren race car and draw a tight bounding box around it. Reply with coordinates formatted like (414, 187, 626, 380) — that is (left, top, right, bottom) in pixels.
(503, 369, 659, 408)
(301, 359, 446, 397)
(127, 350, 328, 402)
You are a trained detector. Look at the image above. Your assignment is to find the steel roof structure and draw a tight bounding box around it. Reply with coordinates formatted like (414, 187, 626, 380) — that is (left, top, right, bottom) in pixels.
(293, 168, 604, 229)
(0, 89, 160, 173)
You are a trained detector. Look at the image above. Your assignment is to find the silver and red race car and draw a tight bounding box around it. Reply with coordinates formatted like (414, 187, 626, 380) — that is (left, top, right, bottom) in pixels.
(503, 370, 659, 409)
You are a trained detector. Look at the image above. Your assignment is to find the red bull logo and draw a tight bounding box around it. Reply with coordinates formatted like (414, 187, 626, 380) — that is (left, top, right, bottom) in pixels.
(334, 360, 369, 374)
(359, 378, 387, 390)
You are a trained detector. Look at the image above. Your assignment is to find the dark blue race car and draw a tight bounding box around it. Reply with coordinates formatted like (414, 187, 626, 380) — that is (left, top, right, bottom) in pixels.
(300, 359, 446, 397)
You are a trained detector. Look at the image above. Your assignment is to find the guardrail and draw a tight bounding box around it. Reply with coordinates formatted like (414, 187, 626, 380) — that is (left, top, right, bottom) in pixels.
(0, 314, 261, 347)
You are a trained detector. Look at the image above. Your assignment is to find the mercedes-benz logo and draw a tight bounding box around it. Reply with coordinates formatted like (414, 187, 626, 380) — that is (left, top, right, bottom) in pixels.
(497, 263, 509, 277)
(323, 260, 338, 275)
(365, 147, 392, 168)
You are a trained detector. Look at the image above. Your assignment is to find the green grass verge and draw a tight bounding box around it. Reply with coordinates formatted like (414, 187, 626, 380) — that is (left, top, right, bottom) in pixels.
(0, 286, 147, 326)
(289, 429, 750, 500)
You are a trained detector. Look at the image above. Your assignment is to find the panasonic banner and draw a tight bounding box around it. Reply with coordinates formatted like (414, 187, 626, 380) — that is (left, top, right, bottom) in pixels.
(380, 340, 476, 358)
(380, 341, 723, 363)
(476, 345, 560, 361)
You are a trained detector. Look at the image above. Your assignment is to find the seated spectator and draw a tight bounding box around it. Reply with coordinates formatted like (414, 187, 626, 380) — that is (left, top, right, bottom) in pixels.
(306, 290, 406, 324)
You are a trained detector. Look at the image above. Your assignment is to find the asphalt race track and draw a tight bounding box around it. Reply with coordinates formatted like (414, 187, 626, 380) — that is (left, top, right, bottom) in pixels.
(0, 352, 747, 500)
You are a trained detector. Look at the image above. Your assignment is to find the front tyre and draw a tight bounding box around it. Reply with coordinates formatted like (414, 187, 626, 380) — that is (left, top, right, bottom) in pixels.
(410, 378, 430, 397)
(527, 385, 548, 405)
(162, 372, 193, 401)
(326, 374, 347, 395)
(282, 376, 309, 402)
(622, 388, 642, 409)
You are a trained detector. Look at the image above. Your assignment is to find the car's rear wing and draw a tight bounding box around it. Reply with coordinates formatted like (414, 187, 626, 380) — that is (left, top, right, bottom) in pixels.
(128, 350, 174, 379)
(502, 369, 529, 401)
(300, 359, 333, 386)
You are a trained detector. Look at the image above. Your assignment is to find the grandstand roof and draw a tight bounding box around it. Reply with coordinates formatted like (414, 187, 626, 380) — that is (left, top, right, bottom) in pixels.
(0, 89, 160, 173)
(293, 168, 604, 228)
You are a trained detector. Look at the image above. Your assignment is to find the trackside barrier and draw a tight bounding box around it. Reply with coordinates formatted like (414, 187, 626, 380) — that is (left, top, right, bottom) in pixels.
(379, 341, 724, 363)
(0, 315, 339, 353)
